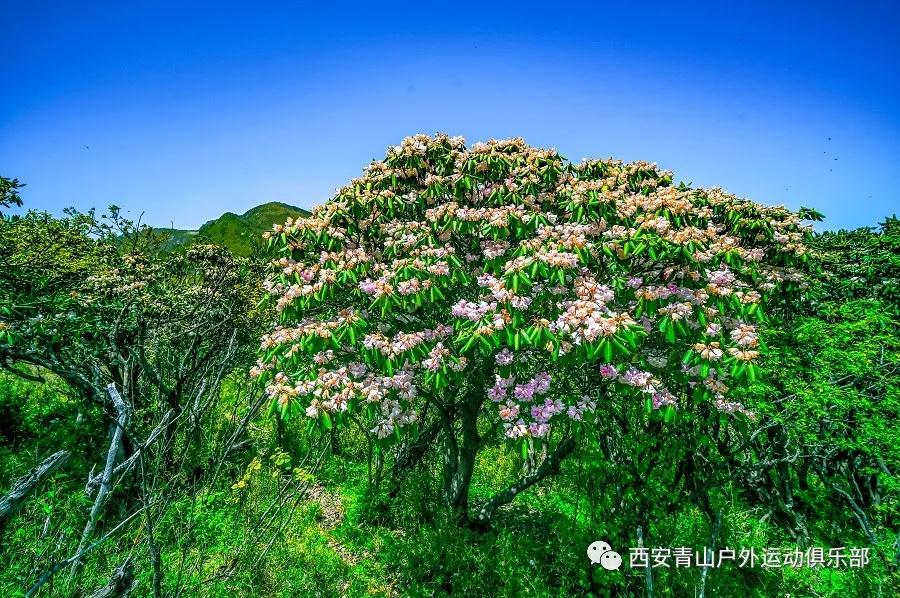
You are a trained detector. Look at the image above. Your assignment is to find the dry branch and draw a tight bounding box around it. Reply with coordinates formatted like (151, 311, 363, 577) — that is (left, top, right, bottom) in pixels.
(72, 383, 130, 572)
(84, 408, 174, 496)
(0, 450, 70, 531)
(89, 558, 135, 598)
(25, 505, 146, 598)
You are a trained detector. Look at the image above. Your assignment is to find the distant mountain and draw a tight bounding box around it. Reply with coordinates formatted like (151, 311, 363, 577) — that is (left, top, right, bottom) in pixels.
(153, 201, 310, 256)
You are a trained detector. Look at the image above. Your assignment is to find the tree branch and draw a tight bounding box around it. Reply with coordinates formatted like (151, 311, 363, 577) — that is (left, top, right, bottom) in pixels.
(0, 450, 70, 532)
(72, 383, 130, 572)
(25, 505, 146, 598)
(88, 558, 135, 598)
(474, 436, 576, 525)
(84, 409, 174, 496)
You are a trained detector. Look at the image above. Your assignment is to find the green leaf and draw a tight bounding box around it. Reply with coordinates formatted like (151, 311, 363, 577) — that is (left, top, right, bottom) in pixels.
(662, 406, 676, 423)
(602, 339, 613, 362)
(746, 363, 757, 382)
(665, 322, 676, 343)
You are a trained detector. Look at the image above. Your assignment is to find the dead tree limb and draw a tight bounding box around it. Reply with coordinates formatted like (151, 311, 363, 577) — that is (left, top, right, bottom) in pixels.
(832, 484, 878, 544)
(25, 505, 146, 598)
(72, 383, 130, 572)
(637, 524, 654, 598)
(698, 510, 723, 598)
(89, 558, 135, 598)
(85, 408, 174, 496)
(0, 450, 70, 533)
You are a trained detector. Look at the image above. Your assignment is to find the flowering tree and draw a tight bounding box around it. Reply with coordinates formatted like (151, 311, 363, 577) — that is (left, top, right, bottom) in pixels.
(254, 134, 812, 524)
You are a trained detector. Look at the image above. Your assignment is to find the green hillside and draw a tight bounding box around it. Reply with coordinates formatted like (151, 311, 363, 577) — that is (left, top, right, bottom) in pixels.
(154, 201, 310, 256)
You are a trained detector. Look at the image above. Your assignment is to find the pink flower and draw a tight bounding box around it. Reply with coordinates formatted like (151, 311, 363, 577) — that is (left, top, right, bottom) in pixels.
(533, 372, 551, 395)
(451, 300, 493, 320)
(652, 391, 676, 409)
(499, 403, 519, 421)
(599, 364, 618, 379)
(488, 384, 507, 402)
(514, 383, 535, 402)
(622, 367, 652, 388)
(504, 420, 529, 439)
(528, 422, 549, 437)
(495, 374, 515, 388)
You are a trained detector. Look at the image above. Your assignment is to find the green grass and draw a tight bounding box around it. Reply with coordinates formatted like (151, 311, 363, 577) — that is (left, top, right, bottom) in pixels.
(1, 372, 896, 596)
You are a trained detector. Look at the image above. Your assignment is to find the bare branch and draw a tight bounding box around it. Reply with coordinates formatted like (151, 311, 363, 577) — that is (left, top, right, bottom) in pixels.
(85, 409, 175, 496)
(474, 436, 576, 525)
(88, 558, 135, 598)
(0, 450, 70, 531)
(72, 383, 130, 572)
(25, 505, 146, 598)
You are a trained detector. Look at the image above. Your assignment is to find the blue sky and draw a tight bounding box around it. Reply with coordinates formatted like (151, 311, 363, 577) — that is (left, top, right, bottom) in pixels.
(1, 1, 898, 230)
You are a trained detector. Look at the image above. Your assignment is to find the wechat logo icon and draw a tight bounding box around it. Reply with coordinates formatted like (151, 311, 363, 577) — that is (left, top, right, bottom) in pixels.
(587, 540, 622, 570)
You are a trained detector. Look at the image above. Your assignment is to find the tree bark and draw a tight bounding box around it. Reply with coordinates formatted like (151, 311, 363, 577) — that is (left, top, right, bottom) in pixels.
(444, 401, 480, 515)
(84, 409, 174, 496)
(149, 540, 163, 598)
(0, 450, 70, 533)
(389, 418, 440, 497)
(26, 505, 146, 598)
(831, 484, 878, 544)
(473, 436, 576, 526)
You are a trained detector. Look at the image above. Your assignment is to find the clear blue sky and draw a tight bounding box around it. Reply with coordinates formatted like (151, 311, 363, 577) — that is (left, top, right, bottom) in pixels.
(1, 1, 898, 230)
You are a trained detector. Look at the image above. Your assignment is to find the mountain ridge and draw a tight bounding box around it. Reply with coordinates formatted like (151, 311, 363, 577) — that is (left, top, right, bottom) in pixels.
(154, 201, 310, 255)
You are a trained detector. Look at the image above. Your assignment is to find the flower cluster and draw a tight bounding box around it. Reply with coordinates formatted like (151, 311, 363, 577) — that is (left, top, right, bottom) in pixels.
(362, 325, 453, 359)
(550, 276, 634, 345)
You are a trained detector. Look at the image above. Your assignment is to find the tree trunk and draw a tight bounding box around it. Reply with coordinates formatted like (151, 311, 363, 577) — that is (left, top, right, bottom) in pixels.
(85, 409, 174, 496)
(445, 402, 479, 516)
(149, 540, 163, 598)
(637, 524, 653, 598)
(697, 511, 722, 598)
(438, 371, 490, 523)
(389, 418, 440, 498)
